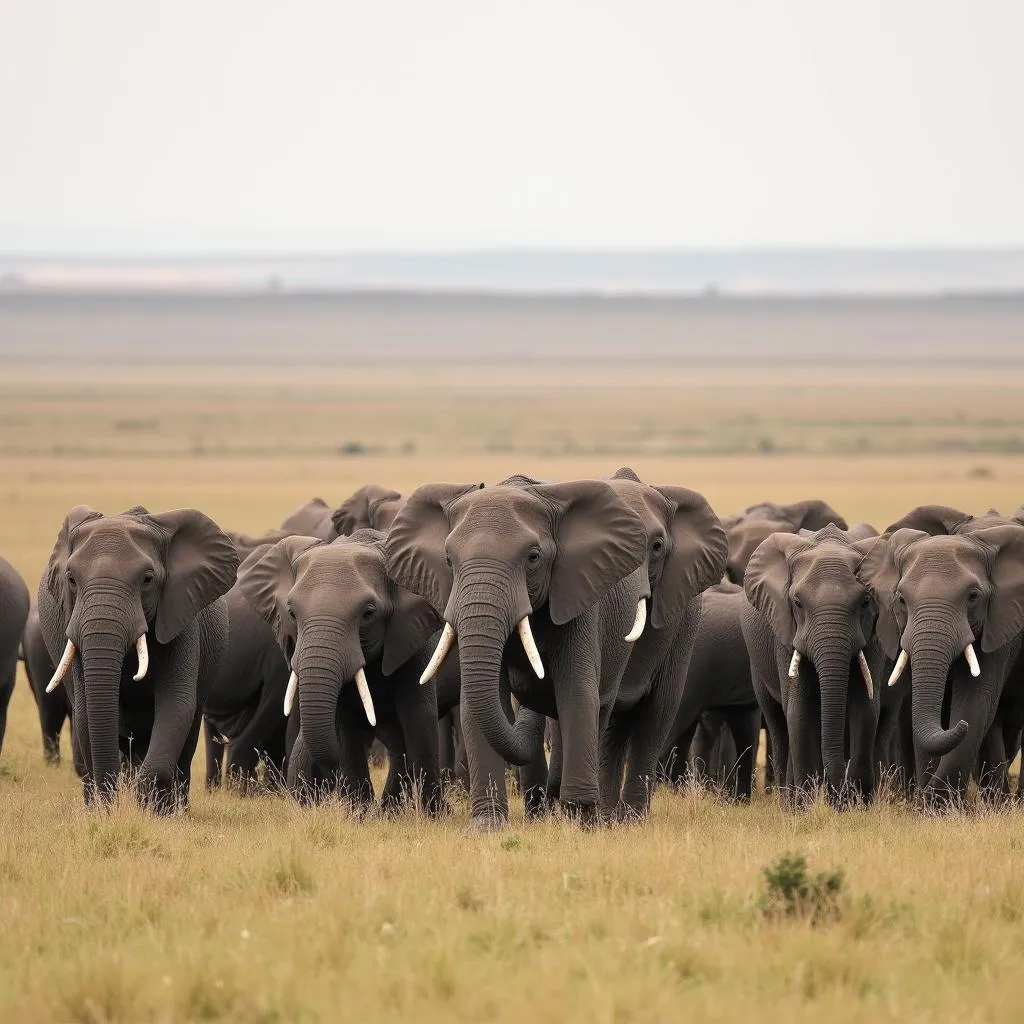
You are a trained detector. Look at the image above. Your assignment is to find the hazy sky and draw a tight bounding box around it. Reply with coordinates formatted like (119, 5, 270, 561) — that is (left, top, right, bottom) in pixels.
(2, 1, 1022, 250)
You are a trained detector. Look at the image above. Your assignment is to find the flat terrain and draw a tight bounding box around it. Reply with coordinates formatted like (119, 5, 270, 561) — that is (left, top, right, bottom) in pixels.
(1, 294, 1023, 1021)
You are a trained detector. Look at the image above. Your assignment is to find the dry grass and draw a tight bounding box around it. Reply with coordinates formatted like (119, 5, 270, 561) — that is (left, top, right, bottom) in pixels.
(2, 296, 1024, 1021)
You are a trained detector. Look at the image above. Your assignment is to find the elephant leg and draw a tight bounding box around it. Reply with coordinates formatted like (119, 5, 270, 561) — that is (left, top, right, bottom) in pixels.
(260, 718, 288, 791)
(452, 707, 470, 789)
(171, 709, 203, 812)
(380, 749, 407, 813)
(786, 680, 822, 804)
(204, 719, 225, 790)
(336, 717, 375, 815)
(225, 680, 288, 788)
(286, 730, 319, 803)
(518, 751, 549, 820)
(847, 682, 880, 804)
(599, 712, 630, 819)
(545, 718, 564, 803)
(392, 674, 444, 816)
(723, 706, 761, 801)
(977, 724, 1009, 804)
(0, 667, 14, 757)
(555, 675, 603, 826)
(619, 676, 687, 818)
(39, 691, 68, 766)
(460, 685, 510, 831)
(753, 674, 788, 800)
(69, 680, 95, 803)
(438, 712, 456, 782)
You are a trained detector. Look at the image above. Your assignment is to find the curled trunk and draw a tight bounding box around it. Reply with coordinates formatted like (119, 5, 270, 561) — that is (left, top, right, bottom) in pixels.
(911, 644, 969, 757)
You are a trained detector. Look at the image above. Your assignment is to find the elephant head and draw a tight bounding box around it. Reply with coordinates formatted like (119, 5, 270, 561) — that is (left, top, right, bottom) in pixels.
(723, 499, 848, 584)
(744, 523, 877, 793)
(237, 531, 439, 773)
(385, 480, 647, 765)
(860, 524, 1024, 768)
(44, 505, 238, 798)
(608, 467, 728, 631)
(331, 484, 404, 537)
(278, 498, 337, 540)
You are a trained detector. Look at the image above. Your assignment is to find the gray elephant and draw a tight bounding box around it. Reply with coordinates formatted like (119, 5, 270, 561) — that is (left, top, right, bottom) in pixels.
(659, 582, 760, 800)
(331, 484, 404, 537)
(21, 604, 70, 764)
(862, 505, 1024, 802)
(39, 505, 238, 810)
(0, 555, 30, 757)
(203, 583, 290, 792)
(386, 477, 648, 830)
(741, 523, 883, 805)
(723, 499, 848, 584)
(236, 531, 444, 815)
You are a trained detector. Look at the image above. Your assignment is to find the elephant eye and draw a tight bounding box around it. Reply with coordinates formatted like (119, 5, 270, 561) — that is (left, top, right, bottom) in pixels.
(861, 593, 871, 609)
(66, 571, 77, 591)
(526, 549, 541, 565)
(792, 595, 803, 609)
(444, 552, 453, 569)
(651, 538, 665, 555)
(286, 604, 296, 620)
(362, 604, 377, 622)
(142, 569, 155, 585)
(967, 590, 981, 605)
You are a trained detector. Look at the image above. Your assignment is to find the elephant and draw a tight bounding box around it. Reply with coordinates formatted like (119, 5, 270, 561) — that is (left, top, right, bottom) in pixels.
(386, 477, 649, 830)
(860, 504, 1024, 802)
(659, 582, 760, 800)
(21, 604, 71, 764)
(0, 555, 30, 757)
(330, 484, 404, 537)
(236, 530, 444, 815)
(723, 499, 848, 584)
(278, 497, 338, 540)
(202, 583, 290, 792)
(592, 468, 728, 818)
(741, 523, 884, 805)
(39, 505, 238, 810)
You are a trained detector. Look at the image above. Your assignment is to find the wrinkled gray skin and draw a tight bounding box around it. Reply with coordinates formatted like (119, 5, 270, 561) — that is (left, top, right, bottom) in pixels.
(590, 468, 727, 818)
(742, 523, 884, 805)
(386, 477, 649, 830)
(21, 603, 70, 764)
(723, 499, 848, 584)
(203, 584, 290, 792)
(659, 582, 760, 800)
(863, 504, 1024, 802)
(38, 505, 237, 811)
(0, 556, 30, 757)
(237, 530, 443, 815)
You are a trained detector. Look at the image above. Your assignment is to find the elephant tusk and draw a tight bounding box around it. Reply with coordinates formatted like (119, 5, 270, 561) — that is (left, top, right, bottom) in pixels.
(964, 643, 981, 678)
(420, 622, 455, 685)
(133, 634, 149, 682)
(857, 650, 874, 701)
(624, 599, 647, 642)
(788, 650, 802, 680)
(46, 639, 76, 692)
(354, 667, 376, 726)
(518, 616, 545, 679)
(888, 649, 909, 687)
(283, 670, 298, 716)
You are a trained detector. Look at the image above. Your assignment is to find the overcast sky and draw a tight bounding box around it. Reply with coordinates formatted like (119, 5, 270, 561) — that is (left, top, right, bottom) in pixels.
(1, 1, 1022, 251)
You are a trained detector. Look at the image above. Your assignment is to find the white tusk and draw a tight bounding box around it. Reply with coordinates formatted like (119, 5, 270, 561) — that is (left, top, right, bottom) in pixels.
(47, 639, 76, 692)
(420, 622, 455, 685)
(283, 670, 298, 716)
(888, 649, 909, 687)
(518, 617, 545, 679)
(857, 650, 874, 700)
(788, 650, 802, 680)
(624, 599, 647, 643)
(354, 667, 376, 726)
(133, 634, 149, 682)
(964, 643, 981, 678)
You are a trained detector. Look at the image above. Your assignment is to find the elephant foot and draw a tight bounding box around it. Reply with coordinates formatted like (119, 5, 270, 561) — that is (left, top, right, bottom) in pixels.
(560, 801, 602, 829)
(614, 802, 648, 825)
(466, 813, 508, 834)
(523, 790, 547, 821)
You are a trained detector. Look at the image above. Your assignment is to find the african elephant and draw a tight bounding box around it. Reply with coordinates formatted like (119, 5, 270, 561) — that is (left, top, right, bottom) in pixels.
(741, 523, 883, 804)
(723, 499, 848, 584)
(39, 505, 238, 810)
(0, 555, 30, 757)
(237, 530, 444, 815)
(386, 477, 648, 830)
(862, 505, 1024, 802)
(331, 484, 404, 537)
(659, 582, 760, 800)
(203, 584, 290, 792)
(21, 604, 70, 764)
(594, 468, 727, 818)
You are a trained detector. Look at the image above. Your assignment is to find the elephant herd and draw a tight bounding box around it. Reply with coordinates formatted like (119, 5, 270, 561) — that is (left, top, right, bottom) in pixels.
(3, 474, 1024, 830)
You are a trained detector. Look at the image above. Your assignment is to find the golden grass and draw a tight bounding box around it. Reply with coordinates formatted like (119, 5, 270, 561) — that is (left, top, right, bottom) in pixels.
(1, 345, 1024, 1021)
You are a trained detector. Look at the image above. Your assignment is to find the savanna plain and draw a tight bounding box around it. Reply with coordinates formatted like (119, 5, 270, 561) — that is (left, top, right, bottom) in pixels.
(1, 293, 1024, 1022)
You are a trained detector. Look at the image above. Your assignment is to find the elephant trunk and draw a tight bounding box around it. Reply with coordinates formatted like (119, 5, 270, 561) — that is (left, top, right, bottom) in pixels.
(294, 625, 359, 773)
(910, 636, 969, 757)
(455, 576, 544, 767)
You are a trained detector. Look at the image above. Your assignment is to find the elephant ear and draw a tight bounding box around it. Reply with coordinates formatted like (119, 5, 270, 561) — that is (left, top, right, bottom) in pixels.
(743, 532, 808, 646)
(146, 509, 240, 644)
(855, 529, 926, 659)
(883, 504, 970, 537)
(609, 466, 643, 483)
(972, 525, 1024, 654)
(778, 499, 848, 532)
(385, 483, 485, 617)
(236, 535, 323, 650)
(45, 505, 104, 610)
(279, 497, 335, 540)
(382, 583, 443, 676)
(651, 485, 728, 628)
(528, 480, 648, 625)
(331, 484, 403, 537)
(1010, 505, 1024, 526)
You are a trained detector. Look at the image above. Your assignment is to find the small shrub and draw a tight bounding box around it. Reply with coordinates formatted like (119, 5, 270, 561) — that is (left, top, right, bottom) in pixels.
(264, 847, 315, 898)
(759, 852, 844, 924)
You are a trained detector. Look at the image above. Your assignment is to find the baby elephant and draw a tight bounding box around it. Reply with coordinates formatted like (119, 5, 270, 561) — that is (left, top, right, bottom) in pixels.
(237, 530, 444, 816)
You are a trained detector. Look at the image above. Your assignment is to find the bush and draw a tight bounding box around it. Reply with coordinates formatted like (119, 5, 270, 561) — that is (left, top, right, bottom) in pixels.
(758, 852, 844, 925)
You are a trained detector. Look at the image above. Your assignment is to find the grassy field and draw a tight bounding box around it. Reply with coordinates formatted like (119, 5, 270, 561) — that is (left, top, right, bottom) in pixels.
(2, 295, 1024, 1021)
